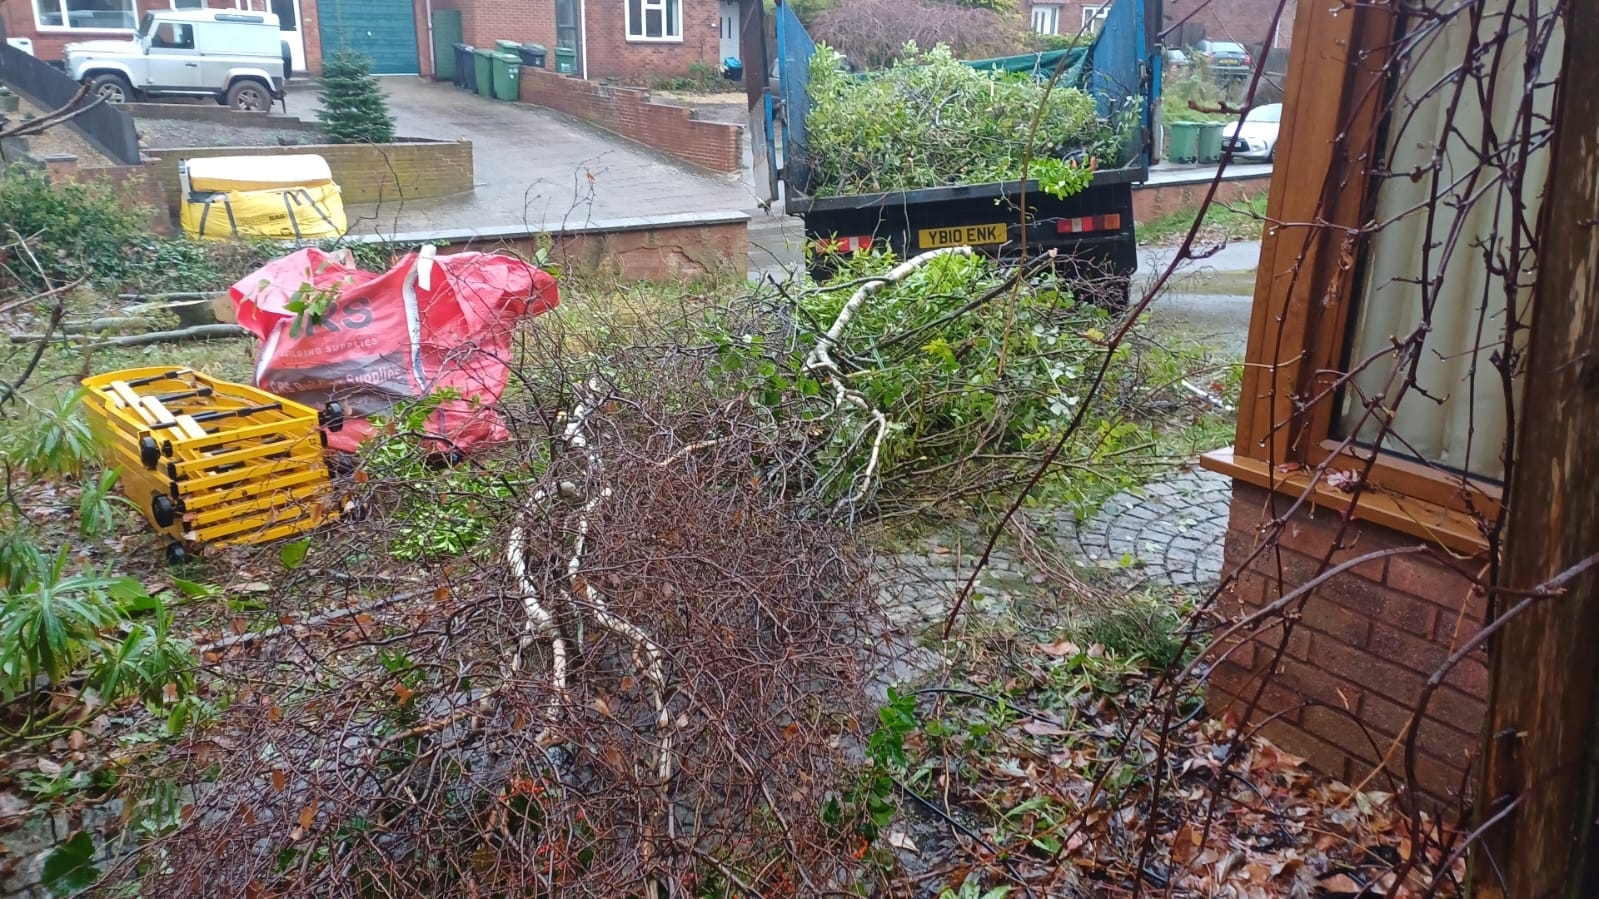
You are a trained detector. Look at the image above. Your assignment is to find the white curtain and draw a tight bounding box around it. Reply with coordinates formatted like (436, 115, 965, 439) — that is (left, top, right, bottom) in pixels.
(1337, 0, 1563, 482)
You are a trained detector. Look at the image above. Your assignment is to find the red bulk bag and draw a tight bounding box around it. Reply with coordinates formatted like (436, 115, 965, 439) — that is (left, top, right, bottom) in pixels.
(231, 247, 559, 454)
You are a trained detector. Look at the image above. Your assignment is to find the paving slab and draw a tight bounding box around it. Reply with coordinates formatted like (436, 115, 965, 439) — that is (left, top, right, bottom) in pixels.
(283, 77, 805, 269)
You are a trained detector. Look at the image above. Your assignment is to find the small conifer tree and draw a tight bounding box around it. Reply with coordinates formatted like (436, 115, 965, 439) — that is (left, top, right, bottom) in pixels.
(316, 50, 397, 144)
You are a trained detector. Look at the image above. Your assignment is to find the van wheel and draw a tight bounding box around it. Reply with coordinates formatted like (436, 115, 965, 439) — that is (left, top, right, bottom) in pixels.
(226, 80, 271, 111)
(89, 73, 133, 104)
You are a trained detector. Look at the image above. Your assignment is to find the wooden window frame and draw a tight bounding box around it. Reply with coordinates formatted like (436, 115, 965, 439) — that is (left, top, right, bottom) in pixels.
(1198, 0, 1501, 554)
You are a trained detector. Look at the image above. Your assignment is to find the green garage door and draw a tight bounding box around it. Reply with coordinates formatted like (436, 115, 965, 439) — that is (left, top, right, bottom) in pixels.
(319, 0, 420, 74)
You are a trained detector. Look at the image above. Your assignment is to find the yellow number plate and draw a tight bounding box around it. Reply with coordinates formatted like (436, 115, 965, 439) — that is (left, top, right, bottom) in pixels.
(917, 222, 1008, 249)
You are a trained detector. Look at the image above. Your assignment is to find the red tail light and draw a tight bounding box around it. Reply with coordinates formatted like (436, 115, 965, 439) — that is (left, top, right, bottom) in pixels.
(1244, 54, 1253, 66)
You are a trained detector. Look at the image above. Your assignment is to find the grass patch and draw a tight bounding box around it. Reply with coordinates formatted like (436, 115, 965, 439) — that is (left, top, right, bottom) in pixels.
(1138, 194, 1268, 246)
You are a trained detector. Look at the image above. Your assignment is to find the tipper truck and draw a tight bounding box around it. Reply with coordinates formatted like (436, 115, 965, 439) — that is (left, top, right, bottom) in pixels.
(763, 0, 1161, 306)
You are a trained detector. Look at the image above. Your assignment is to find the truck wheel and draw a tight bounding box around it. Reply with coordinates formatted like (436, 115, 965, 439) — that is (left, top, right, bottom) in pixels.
(89, 73, 133, 104)
(1095, 277, 1132, 315)
(226, 79, 271, 111)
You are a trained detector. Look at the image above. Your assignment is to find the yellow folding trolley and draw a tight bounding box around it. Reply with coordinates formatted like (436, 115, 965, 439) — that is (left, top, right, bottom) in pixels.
(80, 367, 351, 563)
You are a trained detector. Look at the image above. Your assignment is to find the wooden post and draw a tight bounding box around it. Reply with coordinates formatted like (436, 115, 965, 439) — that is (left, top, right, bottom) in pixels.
(1474, 6, 1599, 897)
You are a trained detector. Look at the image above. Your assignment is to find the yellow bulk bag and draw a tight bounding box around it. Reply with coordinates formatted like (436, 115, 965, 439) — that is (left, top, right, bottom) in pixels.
(181, 183, 347, 240)
(179, 154, 348, 240)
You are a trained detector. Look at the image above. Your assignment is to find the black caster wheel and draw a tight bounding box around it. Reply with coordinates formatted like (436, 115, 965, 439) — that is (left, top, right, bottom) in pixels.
(319, 402, 345, 432)
(151, 494, 177, 528)
(140, 435, 160, 469)
(164, 541, 189, 566)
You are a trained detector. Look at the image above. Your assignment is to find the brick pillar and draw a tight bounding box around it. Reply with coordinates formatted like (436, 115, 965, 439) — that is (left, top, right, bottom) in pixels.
(1205, 481, 1487, 801)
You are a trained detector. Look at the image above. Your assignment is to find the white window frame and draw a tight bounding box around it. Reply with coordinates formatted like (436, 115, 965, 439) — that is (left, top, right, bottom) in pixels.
(32, 0, 137, 33)
(626, 0, 683, 43)
(1030, 5, 1059, 35)
(1081, 4, 1109, 34)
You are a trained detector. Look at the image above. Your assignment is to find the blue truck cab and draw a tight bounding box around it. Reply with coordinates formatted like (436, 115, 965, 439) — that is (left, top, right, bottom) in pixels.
(764, 0, 1161, 307)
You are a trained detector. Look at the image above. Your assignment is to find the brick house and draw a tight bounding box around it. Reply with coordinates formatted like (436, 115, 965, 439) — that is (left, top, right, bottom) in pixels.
(1196, 0, 1563, 808)
(1024, 0, 1294, 57)
(422, 0, 738, 82)
(2, 0, 735, 82)
(1, 0, 321, 73)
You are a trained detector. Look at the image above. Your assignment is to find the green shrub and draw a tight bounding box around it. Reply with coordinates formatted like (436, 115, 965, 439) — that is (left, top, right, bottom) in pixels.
(0, 166, 151, 290)
(317, 50, 397, 144)
(804, 43, 1127, 196)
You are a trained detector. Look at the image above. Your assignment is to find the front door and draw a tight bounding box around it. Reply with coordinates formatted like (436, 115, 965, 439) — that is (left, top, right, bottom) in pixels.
(719, 0, 739, 62)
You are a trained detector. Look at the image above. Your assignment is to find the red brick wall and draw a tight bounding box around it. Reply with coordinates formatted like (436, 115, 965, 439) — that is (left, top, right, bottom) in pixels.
(431, 217, 748, 280)
(518, 67, 740, 172)
(300, 0, 323, 74)
(1163, 0, 1294, 52)
(583, 0, 722, 82)
(42, 156, 172, 234)
(1020, 0, 1293, 53)
(4, 0, 170, 62)
(442, 0, 556, 62)
(1205, 481, 1487, 802)
(1130, 173, 1269, 223)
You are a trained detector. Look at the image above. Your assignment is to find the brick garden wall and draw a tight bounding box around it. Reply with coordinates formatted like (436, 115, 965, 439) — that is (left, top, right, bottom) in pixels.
(1205, 481, 1487, 801)
(141, 140, 473, 213)
(382, 212, 750, 280)
(39, 155, 172, 235)
(1131, 172, 1269, 223)
(518, 68, 741, 173)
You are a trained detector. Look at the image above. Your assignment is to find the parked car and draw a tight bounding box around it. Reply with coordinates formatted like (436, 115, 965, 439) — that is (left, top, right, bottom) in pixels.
(63, 9, 289, 110)
(1226, 102, 1281, 160)
(1164, 48, 1190, 72)
(1194, 39, 1252, 77)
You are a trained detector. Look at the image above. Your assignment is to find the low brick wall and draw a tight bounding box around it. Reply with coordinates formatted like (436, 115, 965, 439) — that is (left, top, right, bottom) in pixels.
(1205, 481, 1486, 801)
(376, 211, 750, 281)
(127, 104, 319, 130)
(40, 154, 172, 236)
(517, 69, 742, 175)
(142, 140, 473, 214)
(1131, 172, 1272, 224)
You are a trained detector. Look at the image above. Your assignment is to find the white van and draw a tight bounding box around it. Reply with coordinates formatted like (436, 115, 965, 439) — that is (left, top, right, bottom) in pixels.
(64, 9, 289, 110)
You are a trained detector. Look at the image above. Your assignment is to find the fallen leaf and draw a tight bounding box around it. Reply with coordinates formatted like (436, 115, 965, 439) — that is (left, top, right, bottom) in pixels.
(37, 758, 62, 776)
(1038, 639, 1082, 657)
(887, 831, 919, 854)
(1320, 873, 1362, 894)
(271, 768, 287, 792)
(298, 800, 318, 831)
(1020, 719, 1067, 737)
(394, 684, 415, 704)
(0, 792, 29, 820)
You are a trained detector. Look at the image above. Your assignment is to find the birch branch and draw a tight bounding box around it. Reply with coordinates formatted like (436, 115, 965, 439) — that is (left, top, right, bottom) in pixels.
(803, 247, 973, 505)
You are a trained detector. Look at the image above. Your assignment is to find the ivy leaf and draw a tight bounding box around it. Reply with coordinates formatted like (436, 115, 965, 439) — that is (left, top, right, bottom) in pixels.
(172, 577, 221, 599)
(279, 538, 311, 570)
(41, 830, 100, 895)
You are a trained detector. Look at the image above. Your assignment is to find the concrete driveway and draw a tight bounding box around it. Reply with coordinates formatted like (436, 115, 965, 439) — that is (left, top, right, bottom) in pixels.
(285, 77, 803, 273)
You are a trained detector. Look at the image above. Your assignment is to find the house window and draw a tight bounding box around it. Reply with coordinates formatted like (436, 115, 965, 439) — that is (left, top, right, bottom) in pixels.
(34, 0, 136, 31)
(1334, 4, 1558, 483)
(171, 0, 205, 9)
(1030, 5, 1059, 35)
(1200, 0, 1563, 551)
(1081, 4, 1109, 34)
(627, 0, 681, 41)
